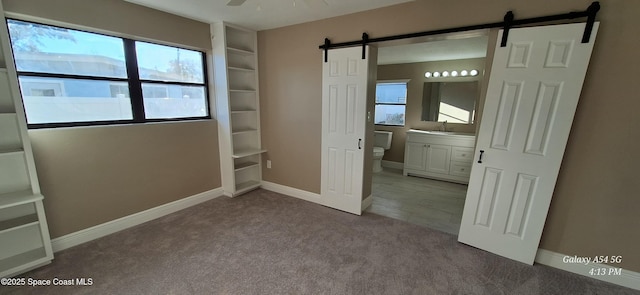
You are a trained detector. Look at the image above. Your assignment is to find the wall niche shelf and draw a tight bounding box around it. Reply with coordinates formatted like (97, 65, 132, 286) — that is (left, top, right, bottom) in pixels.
(213, 22, 265, 197)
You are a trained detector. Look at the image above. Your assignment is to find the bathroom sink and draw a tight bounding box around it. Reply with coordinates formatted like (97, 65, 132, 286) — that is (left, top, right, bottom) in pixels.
(407, 129, 475, 137)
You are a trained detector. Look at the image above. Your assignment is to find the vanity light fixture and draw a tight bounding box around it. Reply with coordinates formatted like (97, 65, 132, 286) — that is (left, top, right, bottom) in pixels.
(425, 69, 478, 79)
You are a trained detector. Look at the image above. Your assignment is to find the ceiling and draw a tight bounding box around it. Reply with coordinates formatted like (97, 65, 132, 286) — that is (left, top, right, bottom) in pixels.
(124, 0, 414, 31)
(124, 0, 487, 63)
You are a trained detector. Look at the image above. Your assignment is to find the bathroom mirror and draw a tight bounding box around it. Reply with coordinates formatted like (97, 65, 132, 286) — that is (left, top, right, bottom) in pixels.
(421, 81, 478, 124)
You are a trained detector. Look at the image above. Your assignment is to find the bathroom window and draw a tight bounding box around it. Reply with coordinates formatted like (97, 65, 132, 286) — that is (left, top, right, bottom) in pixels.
(375, 81, 407, 126)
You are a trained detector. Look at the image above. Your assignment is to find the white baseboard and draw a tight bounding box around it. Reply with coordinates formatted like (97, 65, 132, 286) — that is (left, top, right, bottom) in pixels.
(362, 194, 373, 211)
(261, 181, 374, 215)
(535, 249, 640, 291)
(51, 188, 224, 252)
(381, 160, 404, 170)
(261, 181, 321, 204)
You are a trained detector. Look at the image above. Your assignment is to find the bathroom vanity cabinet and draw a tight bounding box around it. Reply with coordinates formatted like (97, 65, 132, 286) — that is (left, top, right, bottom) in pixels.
(403, 130, 475, 184)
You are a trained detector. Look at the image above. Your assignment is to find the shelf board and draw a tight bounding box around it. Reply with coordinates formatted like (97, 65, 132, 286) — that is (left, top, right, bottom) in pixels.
(232, 128, 257, 135)
(0, 247, 48, 276)
(0, 214, 39, 233)
(227, 46, 255, 55)
(228, 66, 255, 72)
(232, 149, 267, 159)
(234, 161, 259, 172)
(235, 180, 261, 194)
(0, 190, 43, 210)
(229, 89, 256, 93)
(231, 110, 256, 114)
(0, 147, 24, 155)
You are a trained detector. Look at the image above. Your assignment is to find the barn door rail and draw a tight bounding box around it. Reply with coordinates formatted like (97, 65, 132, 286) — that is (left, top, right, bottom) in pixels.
(320, 1, 599, 62)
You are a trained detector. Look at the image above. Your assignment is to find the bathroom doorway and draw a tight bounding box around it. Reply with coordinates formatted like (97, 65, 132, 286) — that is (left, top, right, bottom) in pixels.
(366, 32, 489, 235)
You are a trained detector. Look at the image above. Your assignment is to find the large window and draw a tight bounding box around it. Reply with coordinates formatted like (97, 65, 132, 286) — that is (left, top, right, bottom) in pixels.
(7, 19, 209, 128)
(375, 81, 407, 126)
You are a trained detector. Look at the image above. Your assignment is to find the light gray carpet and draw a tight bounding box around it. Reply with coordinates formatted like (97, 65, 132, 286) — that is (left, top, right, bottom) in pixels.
(2, 189, 638, 294)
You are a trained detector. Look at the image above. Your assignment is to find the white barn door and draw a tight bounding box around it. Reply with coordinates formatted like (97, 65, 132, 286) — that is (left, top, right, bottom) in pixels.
(321, 46, 372, 215)
(459, 22, 599, 264)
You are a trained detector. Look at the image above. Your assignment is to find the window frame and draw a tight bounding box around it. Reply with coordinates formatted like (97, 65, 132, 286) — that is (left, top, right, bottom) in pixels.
(374, 80, 409, 127)
(7, 18, 211, 129)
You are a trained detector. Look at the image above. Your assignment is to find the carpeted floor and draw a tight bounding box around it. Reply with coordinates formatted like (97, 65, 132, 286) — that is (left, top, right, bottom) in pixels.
(2, 189, 638, 294)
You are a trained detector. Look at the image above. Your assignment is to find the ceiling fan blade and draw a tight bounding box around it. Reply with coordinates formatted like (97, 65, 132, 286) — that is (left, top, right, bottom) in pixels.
(227, 0, 247, 6)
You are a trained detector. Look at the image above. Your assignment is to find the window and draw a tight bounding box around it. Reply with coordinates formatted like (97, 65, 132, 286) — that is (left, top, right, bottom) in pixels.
(375, 81, 407, 126)
(7, 19, 209, 128)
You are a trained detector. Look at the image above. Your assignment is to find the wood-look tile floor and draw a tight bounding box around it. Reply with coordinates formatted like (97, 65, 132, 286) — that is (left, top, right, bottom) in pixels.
(366, 168, 468, 235)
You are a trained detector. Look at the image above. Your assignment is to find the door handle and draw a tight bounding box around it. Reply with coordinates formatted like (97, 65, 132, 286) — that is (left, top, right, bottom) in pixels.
(358, 138, 362, 149)
(477, 150, 485, 163)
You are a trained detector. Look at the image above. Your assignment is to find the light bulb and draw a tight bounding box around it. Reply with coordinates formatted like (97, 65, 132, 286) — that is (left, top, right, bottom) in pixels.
(470, 69, 479, 76)
(442, 71, 449, 77)
(424, 72, 432, 78)
(461, 70, 468, 76)
(433, 71, 441, 77)
(451, 70, 458, 77)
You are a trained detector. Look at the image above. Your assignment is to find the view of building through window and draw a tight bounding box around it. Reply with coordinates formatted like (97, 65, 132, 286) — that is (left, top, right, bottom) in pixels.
(7, 19, 209, 127)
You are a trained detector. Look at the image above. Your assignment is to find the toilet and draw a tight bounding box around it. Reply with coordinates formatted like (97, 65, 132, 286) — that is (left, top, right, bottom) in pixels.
(373, 131, 393, 173)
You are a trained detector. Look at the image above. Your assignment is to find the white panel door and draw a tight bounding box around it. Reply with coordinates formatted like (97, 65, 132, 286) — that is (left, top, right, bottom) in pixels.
(321, 46, 370, 215)
(458, 22, 599, 264)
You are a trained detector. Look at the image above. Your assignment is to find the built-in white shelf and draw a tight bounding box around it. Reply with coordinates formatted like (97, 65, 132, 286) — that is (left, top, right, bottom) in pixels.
(232, 148, 267, 159)
(0, 247, 48, 276)
(214, 22, 264, 197)
(234, 161, 259, 172)
(235, 180, 261, 193)
(0, 1, 53, 277)
(227, 46, 255, 55)
(0, 147, 24, 154)
(228, 66, 255, 72)
(232, 128, 257, 135)
(231, 110, 257, 114)
(229, 89, 256, 93)
(0, 190, 43, 210)
(0, 217, 39, 235)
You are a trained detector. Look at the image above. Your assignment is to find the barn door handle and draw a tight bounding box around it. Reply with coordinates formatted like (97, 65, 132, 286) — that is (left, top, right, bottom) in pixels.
(477, 150, 485, 163)
(358, 139, 362, 149)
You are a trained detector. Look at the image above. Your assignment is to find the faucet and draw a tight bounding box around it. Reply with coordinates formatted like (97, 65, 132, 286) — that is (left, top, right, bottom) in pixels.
(440, 120, 447, 132)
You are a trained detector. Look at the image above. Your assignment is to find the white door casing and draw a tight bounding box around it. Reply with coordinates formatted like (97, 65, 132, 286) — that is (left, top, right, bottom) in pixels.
(321, 46, 372, 215)
(458, 22, 599, 264)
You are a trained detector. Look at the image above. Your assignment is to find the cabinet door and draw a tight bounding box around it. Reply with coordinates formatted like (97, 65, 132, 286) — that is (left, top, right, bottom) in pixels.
(404, 142, 426, 171)
(425, 144, 451, 174)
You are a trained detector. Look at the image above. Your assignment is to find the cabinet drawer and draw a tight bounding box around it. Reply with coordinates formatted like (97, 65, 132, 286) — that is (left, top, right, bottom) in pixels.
(450, 162, 472, 178)
(451, 147, 474, 163)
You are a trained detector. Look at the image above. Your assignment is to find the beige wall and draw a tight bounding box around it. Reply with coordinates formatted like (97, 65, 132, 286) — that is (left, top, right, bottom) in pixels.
(3, 0, 211, 50)
(3, 0, 221, 238)
(376, 58, 486, 163)
(259, 0, 640, 272)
